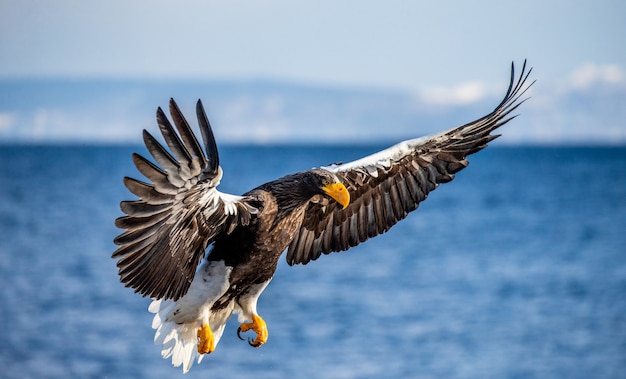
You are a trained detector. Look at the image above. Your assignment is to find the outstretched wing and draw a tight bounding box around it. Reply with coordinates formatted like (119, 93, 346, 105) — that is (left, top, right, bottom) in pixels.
(287, 60, 534, 265)
(113, 99, 257, 300)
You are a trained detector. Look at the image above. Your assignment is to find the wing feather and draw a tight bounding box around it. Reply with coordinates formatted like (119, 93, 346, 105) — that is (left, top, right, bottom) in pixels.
(168, 99, 207, 171)
(287, 60, 534, 265)
(131, 153, 179, 195)
(142, 129, 181, 178)
(119, 200, 171, 218)
(156, 106, 193, 167)
(113, 99, 257, 300)
(114, 210, 169, 232)
(122, 177, 173, 205)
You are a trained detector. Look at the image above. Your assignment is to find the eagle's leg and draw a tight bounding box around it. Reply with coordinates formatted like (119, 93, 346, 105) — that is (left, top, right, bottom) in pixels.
(237, 314, 268, 348)
(197, 323, 215, 354)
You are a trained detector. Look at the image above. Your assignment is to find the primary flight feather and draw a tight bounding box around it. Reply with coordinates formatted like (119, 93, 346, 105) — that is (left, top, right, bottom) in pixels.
(113, 61, 533, 372)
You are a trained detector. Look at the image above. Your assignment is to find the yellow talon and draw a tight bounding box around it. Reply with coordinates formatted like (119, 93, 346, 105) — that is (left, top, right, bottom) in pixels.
(197, 323, 215, 354)
(236, 314, 268, 348)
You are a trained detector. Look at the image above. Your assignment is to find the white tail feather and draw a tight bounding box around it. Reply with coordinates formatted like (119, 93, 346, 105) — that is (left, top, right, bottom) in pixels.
(148, 260, 235, 373)
(150, 299, 235, 373)
(150, 299, 201, 373)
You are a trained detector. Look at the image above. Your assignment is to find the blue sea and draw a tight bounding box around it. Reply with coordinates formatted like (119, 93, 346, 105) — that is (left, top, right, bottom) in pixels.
(0, 145, 624, 379)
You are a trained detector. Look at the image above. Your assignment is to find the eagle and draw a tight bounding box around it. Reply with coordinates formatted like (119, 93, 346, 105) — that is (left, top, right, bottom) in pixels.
(113, 61, 533, 372)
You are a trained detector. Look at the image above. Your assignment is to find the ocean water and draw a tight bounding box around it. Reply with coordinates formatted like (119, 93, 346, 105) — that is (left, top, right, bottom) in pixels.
(0, 145, 624, 379)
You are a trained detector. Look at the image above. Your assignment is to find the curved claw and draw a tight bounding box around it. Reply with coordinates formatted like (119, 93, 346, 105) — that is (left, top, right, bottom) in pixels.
(237, 326, 245, 341)
(248, 337, 261, 348)
(236, 314, 268, 348)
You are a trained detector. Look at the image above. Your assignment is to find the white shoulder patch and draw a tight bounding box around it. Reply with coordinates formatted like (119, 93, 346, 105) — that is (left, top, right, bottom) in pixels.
(219, 192, 246, 215)
(197, 188, 244, 216)
(322, 136, 429, 177)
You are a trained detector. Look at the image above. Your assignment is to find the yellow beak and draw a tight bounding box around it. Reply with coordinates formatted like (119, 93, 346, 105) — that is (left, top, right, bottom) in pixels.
(322, 182, 350, 209)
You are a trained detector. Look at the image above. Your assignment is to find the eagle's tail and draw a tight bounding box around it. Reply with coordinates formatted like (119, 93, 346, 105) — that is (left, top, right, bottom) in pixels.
(149, 299, 231, 373)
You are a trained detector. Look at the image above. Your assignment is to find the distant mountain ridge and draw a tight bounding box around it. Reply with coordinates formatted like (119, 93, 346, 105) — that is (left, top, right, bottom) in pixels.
(1, 76, 624, 144)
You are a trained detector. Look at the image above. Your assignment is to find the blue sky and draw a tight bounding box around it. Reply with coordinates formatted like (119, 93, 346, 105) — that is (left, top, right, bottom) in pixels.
(1, 1, 625, 144)
(1, 0, 624, 91)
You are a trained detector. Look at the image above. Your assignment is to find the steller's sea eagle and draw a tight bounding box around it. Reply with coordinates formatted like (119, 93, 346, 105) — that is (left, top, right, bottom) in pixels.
(113, 61, 533, 372)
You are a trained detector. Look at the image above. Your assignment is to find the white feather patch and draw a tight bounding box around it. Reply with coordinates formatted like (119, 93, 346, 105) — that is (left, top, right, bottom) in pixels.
(322, 136, 430, 175)
(149, 260, 234, 373)
(198, 188, 244, 217)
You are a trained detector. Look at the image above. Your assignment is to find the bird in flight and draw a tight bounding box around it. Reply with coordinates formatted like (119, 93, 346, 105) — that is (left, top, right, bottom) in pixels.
(113, 61, 533, 372)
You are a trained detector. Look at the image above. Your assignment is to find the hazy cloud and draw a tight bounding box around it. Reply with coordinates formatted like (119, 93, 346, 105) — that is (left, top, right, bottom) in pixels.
(569, 64, 625, 89)
(0, 112, 16, 132)
(420, 81, 489, 106)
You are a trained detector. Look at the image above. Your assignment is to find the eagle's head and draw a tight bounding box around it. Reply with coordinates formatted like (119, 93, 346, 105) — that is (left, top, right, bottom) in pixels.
(260, 169, 350, 211)
(305, 169, 350, 209)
